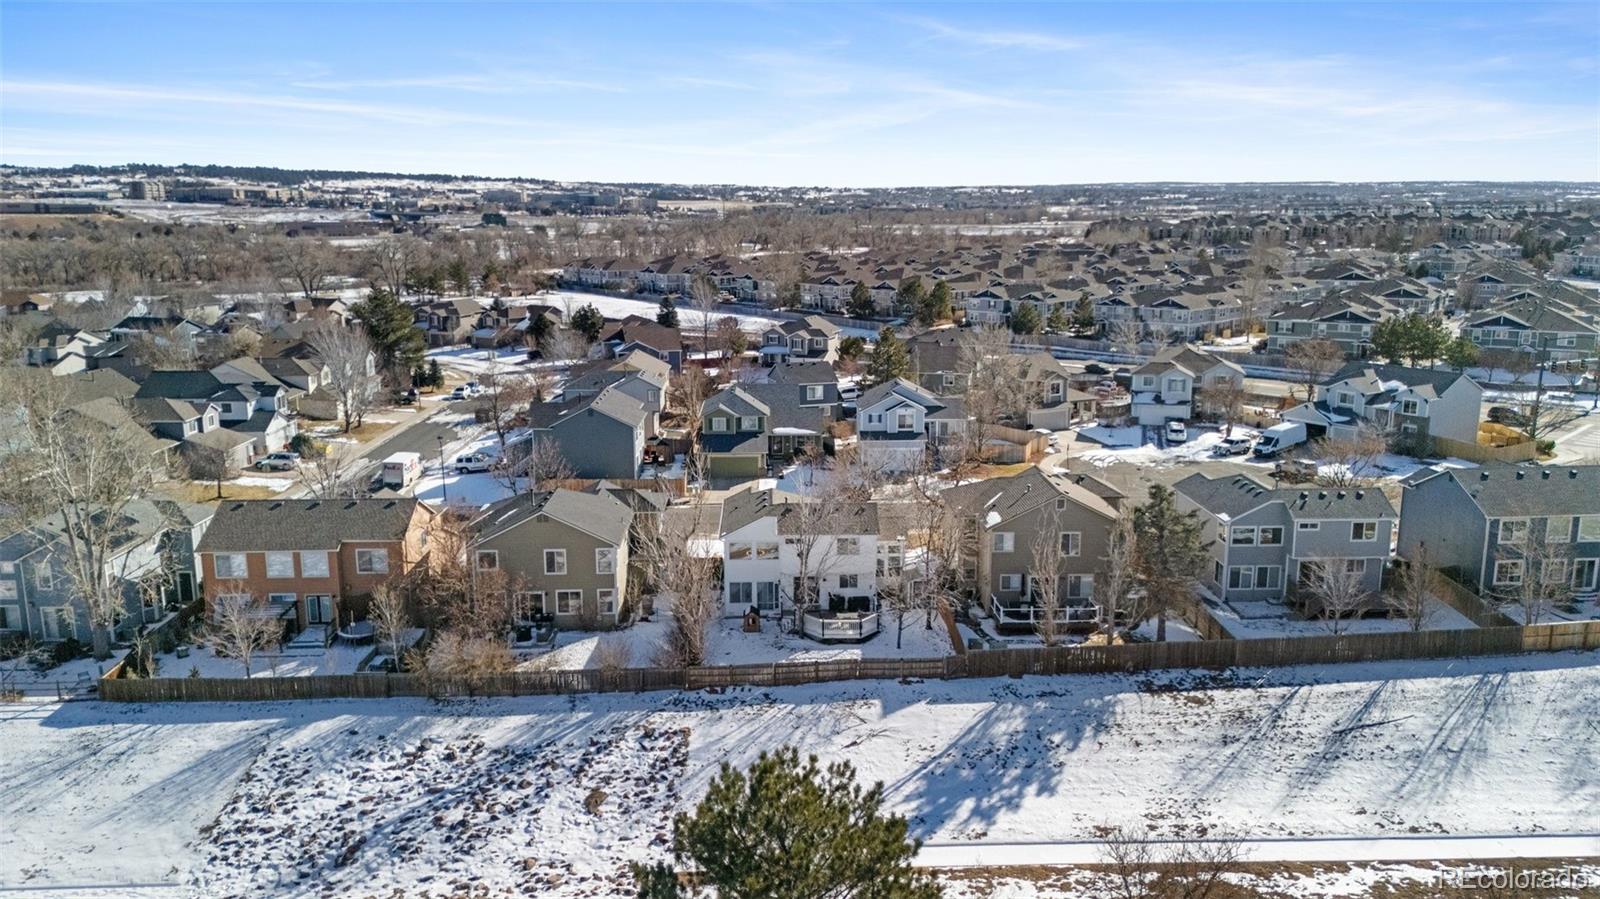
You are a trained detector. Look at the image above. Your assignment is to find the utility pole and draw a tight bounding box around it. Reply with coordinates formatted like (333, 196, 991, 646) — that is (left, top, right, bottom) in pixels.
(436, 435, 449, 505)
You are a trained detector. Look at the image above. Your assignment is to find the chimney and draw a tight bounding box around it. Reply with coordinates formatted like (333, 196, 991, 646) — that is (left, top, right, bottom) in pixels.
(1355, 490, 1364, 499)
(1541, 470, 1550, 479)
(1480, 472, 1490, 481)
(1571, 470, 1580, 479)
(1516, 471, 1524, 480)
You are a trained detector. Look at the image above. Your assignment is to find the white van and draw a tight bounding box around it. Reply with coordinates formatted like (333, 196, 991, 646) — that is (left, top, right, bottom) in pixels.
(380, 452, 423, 489)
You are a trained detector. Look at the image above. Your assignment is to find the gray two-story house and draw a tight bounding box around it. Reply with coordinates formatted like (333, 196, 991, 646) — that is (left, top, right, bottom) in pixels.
(469, 488, 636, 630)
(527, 385, 653, 480)
(1176, 472, 1396, 604)
(1283, 362, 1484, 448)
(700, 383, 832, 480)
(943, 467, 1126, 632)
(1398, 464, 1600, 598)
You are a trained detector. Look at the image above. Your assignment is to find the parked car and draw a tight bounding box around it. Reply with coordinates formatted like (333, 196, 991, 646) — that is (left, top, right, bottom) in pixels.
(396, 387, 419, 406)
(1083, 362, 1110, 375)
(453, 452, 493, 473)
(1212, 434, 1254, 456)
(1273, 458, 1319, 483)
(1487, 406, 1528, 428)
(254, 452, 300, 471)
(1165, 421, 1187, 444)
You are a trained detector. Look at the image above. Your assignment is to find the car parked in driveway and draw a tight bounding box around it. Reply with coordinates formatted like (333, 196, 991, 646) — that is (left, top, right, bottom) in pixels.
(1211, 434, 1254, 456)
(1165, 421, 1187, 444)
(453, 452, 493, 474)
(254, 451, 300, 471)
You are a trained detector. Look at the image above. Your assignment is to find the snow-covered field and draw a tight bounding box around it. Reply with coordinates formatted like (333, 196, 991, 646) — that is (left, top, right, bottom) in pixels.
(540, 289, 881, 339)
(4, 650, 1597, 897)
(1211, 596, 1479, 639)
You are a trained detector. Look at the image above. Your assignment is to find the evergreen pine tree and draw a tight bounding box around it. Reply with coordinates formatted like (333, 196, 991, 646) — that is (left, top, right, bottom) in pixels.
(895, 278, 926, 319)
(1046, 305, 1070, 333)
(570, 303, 606, 342)
(866, 327, 911, 384)
(1444, 335, 1480, 371)
(427, 358, 444, 388)
(633, 747, 941, 899)
(657, 296, 680, 328)
(1072, 294, 1097, 332)
(1132, 483, 1211, 641)
(352, 287, 426, 380)
(847, 282, 877, 319)
(920, 280, 953, 325)
(1009, 303, 1042, 335)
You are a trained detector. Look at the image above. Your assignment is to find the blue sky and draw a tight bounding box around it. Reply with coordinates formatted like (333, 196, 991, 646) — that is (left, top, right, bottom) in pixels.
(2, 2, 1596, 185)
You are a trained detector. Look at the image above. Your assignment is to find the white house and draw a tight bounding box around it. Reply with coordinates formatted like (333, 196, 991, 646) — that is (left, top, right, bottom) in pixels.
(717, 484, 907, 642)
(1128, 345, 1245, 426)
(854, 378, 968, 472)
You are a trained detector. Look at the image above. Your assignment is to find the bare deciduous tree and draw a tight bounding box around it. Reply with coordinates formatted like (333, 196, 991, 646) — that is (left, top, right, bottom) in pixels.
(1029, 509, 1067, 646)
(1389, 545, 1436, 632)
(0, 369, 167, 658)
(272, 236, 338, 299)
(1309, 423, 1390, 488)
(207, 586, 281, 677)
(1491, 530, 1575, 625)
(1301, 560, 1371, 634)
(306, 317, 381, 434)
(303, 446, 366, 499)
(477, 355, 535, 454)
(1094, 515, 1142, 639)
(1284, 339, 1345, 404)
(369, 582, 411, 658)
(957, 327, 1033, 468)
(639, 503, 719, 667)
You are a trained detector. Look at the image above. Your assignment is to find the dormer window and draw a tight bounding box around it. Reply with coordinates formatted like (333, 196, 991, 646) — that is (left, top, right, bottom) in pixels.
(739, 415, 759, 431)
(710, 417, 729, 433)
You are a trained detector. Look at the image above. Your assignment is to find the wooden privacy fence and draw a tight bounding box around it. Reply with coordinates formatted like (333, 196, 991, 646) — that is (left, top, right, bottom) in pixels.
(100, 620, 1600, 703)
(1430, 435, 1538, 464)
(1432, 571, 1519, 628)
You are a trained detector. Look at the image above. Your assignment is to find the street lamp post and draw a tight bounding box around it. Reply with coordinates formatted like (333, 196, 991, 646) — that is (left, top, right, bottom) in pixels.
(436, 435, 448, 505)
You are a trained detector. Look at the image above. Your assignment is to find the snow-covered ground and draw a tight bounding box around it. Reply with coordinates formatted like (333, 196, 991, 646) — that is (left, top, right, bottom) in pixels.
(224, 475, 294, 493)
(540, 288, 881, 339)
(1210, 596, 1478, 639)
(149, 642, 374, 679)
(3, 650, 1597, 896)
(1078, 427, 1268, 469)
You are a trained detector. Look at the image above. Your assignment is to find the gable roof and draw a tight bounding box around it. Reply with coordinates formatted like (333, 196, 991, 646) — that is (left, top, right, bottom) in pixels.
(198, 499, 426, 552)
(1413, 463, 1600, 517)
(471, 488, 633, 545)
(1175, 472, 1394, 521)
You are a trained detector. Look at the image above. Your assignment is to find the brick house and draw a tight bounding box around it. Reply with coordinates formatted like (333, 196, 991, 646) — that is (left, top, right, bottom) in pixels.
(196, 498, 435, 633)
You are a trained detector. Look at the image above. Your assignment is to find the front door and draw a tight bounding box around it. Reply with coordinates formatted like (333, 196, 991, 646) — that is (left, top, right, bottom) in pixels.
(305, 595, 334, 624)
(40, 607, 69, 641)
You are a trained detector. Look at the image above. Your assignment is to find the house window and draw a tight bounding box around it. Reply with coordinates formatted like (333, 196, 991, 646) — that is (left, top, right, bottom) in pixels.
(895, 410, 915, 431)
(0, 581, 15, 601)
(836, 537, 860, 556)
(1545, 517, 1572, 543)
(739, 415, 759, 431)
(555, 590, 581, 614)
(1230, 527, 1256, 545)
(1228, 566, 1255, 590)
(0, 605, 15, 630)
(0, 562, 12, 575)
(805, 385, 824, 401)
(999, 573, 1022, 591)
(1542, 559, 1568, 585)
(300, 551, 330, 578)
(214, 553, 248, 578)
(1255, 566, 1282, 590)
(1060, 532, 1081, 557)
(1055, 498, 1067, 511)
(1493, 559, 1524, 586)
(1350, 522, 1378, 541)
(1399, 399, 1420, 415)
(942, 374, 956, 388)
(597, 589, 617, 616)
(261, 551, 295, 578)
(1258, 527, 1284, 546)
(729, 582, 753, 605)
(475, 550, 499, 571)
(755, 582, 779, 611)
(1498, 519, 1528, 544)
(1345, 559, 1368, 573)
(595, 548, 616, 575)
(544, 549, 567, 575)
(992, 532, 1015, 553)
(267, 592, 296, 605)
(755, 542, 779, 560)
(838, 574, 859, 590)
(1297, 522, 1320, 531)
(355, 549, 389, 574)
(727, 543, 752, 560)
(1215, 560, 1224, 584)
(1066, 574, 1093, 599)
(1580, 517, 1600, 542)
(710, 417, 729, 433)
(514, 592, 543, 622)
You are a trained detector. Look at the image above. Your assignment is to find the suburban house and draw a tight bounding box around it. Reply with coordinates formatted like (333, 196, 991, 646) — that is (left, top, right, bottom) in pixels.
(855, 378, 967, 473)
(717, 484, 908, 641)
(561, 352, 669, 416)
(1176, 472, 1396, 606)
(528, 385, 654, 480)
(1020, 353, 1100, 430)
(1283, 362, 1483, 447)
(757, 316, 842, 365)
(1398, 464, 1600, 598)
(418, 298, 485, 347)
(134, 369, 298, 456)
(196, 498, 435, 635)
(907, 330, 968, 394)
(762, 358, 844, 409)
(700, 383, 833, 479)
(1266, 291, 1399, 356)
(1462, 298, 1600, 362)
(469, 488, 635, 630)
(601, 316, 686, 372)
(942, 467, 1125, 633)
(22, 323, 107, 373)
(0, 499, 212, 643)
(1128, 345, 1245, 426)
